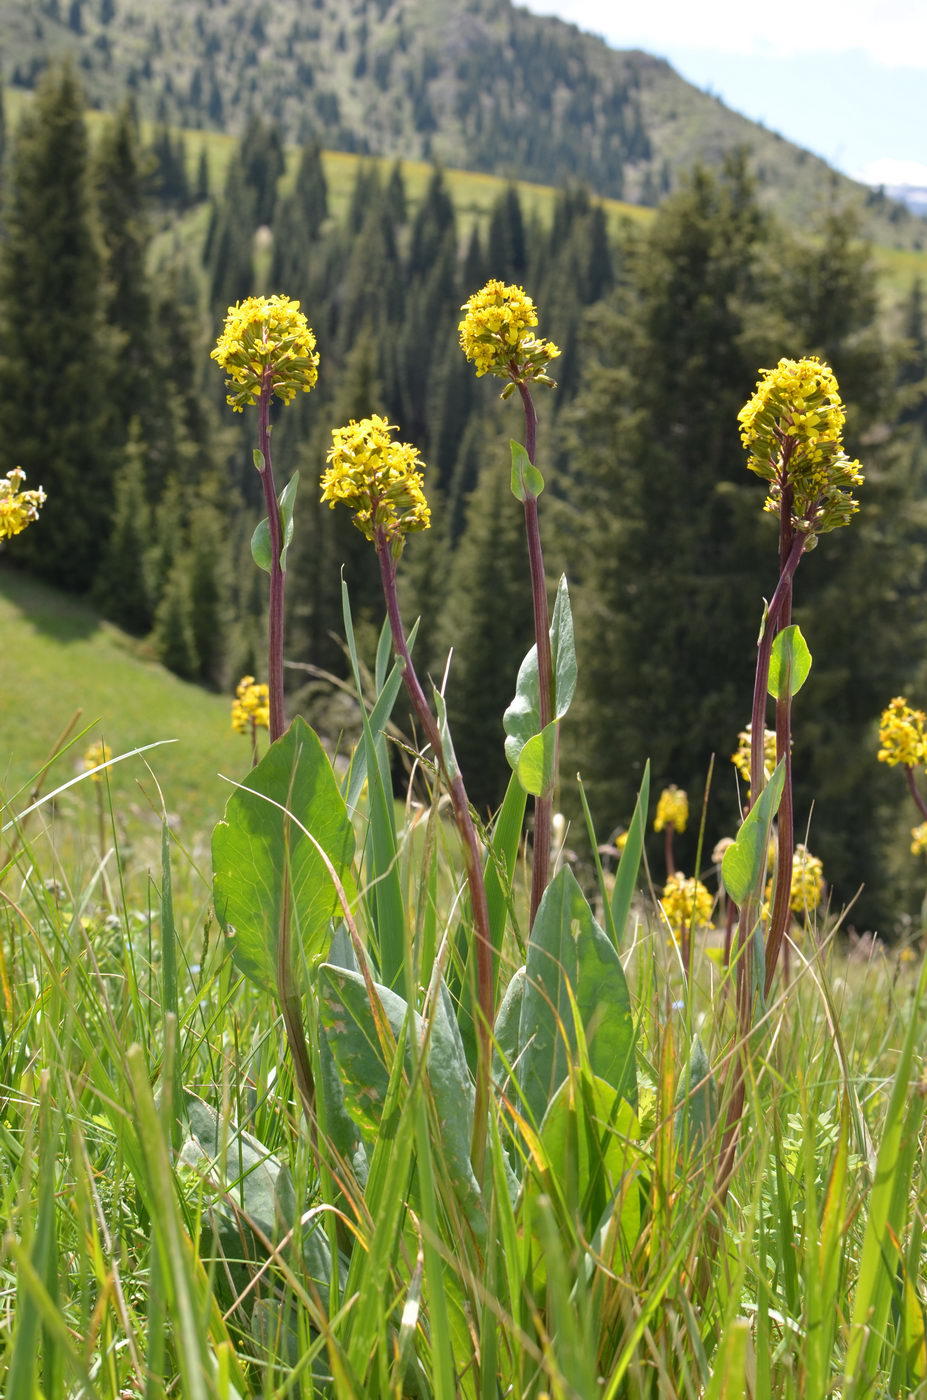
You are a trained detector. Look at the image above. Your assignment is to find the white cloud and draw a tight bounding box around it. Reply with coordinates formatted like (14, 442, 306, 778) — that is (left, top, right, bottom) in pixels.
(521, 0, 927, 68)
(856, 157, 927, 187)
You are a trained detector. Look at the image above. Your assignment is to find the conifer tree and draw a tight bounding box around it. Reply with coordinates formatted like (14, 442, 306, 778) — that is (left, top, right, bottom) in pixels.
(0, 64, 110, 589)
(188, 489, 231, 688)
(269, 143, 329, 298)
(94, 422, 152, 635)
(153, 556, 199, 680)
(487, 184, 527, 281)
(438, 458, 535, 811)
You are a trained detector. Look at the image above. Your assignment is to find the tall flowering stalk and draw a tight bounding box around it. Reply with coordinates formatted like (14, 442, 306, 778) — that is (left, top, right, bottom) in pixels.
(738, 357, 863, 995)
(654, 784, 688, 878)
(321, 416, 495, 1172)
(877, 696, 927, 824)
(459, 280, 560, 923)
(212, 295, 319, 741)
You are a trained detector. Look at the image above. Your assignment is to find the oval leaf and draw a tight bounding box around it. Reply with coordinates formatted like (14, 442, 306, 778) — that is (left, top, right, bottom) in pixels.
(721, 757, 786, 906)
(517, 721, 558, 797)
(768, 624, 812, 701)
(510, 439, 545, 501)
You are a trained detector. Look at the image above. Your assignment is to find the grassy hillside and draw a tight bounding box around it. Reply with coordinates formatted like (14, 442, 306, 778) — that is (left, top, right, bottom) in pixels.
(4, 0, 925, 252)
(0, 565, 245, 846)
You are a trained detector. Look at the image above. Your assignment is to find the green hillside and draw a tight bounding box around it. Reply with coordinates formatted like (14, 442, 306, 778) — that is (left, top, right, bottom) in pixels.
(0, 565, 246, 841)
(4, 0, 925, 250)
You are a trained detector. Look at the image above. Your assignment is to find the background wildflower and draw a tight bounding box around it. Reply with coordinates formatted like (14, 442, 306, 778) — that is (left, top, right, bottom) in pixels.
(212, 294, 319, 411)
(81, 740, 112, 782)
(654, 785, 688, 834)
(458, 279, 560, 387)
(0, 467, 46, 541)
(911, 823, 927, 857)
(660, 872, 713, 942)
(231, 676, 270, 734)
(877, 697, 927, 768)
(731, 725, 777, 792)
(321, 415, 430, 553)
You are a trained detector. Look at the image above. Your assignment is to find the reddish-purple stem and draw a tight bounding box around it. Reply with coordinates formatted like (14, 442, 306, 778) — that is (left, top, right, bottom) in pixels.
(259, 376, 286, 743)
(516, 380, 555, 925)
(376, 531, 493, 1174)
(765, 483, 797, 993)
(905, 764, 927, 821)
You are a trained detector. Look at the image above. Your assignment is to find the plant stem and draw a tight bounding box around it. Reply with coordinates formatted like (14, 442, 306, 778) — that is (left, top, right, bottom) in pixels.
(517, 381, 555, 926)
(905, 764, 927, 821)
(259, 376, 286, 743)
(765, 484, 797, 994)
(664, 827, 675, 878)
(376, 531, 494, 1177)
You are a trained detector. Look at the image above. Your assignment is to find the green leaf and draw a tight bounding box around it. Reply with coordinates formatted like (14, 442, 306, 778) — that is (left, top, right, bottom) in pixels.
(721, 758, 786, 907)
(318, 965, 484, 1234)
(516, 721, 558, 797)
(433, 687, 460, 782)
(212, 717, 356, 992)
(249, 471, 300, 574)
(768, 624, 812, 700)
(252, 448, 265, 470)
(674, 1035, 716, 1153)
(518, 867, 636, 1126)
(509, 439, 545, 501)
(521, 1075, 642, 1264)
(493, 965, 526, 1087)
(278, 470, 299, 572)
(503, 575, 576, 781)
(250, 516, 271, 573)
(610, 761, 650, 945)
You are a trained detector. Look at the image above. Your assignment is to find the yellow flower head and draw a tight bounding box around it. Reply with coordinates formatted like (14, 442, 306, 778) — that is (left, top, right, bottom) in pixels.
(731, 725, 778, 792)
(212, 295, 319, 413)
(654, 785, 688, 834)
(458, 279, 560, 386)
(0, 467, 46, 541)
(738, 357, 863, 541)
(765, 843, 824, 919)
(877, 696, 927, 769)
(81, 741, 112, 783)
(615, 830, 629, 853)
(321, 415, 430, 554)
(231, 675, 270, 735)
(911, 823, 927, 857)
(659, 872, 713, 942)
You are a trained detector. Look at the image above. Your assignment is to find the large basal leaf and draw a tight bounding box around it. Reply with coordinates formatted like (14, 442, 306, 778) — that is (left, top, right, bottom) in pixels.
(721, 758, 785, 907)
(520, 1074, 642, 1279)
(517, 867, 636, 1127)
(503, 575, 576, 781)
(213, 717, 356, 992)
(318, 965, 484, 1234)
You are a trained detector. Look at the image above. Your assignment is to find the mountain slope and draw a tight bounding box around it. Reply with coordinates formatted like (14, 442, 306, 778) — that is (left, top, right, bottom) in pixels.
(6, 0, 925, 247)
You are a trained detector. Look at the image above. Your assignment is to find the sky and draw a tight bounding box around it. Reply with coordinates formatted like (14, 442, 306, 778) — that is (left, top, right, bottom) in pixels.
(520, 0, 927, 188)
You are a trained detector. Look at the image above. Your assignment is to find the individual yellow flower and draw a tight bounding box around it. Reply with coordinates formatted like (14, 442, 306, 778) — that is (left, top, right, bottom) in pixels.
(877, 697, 927, 768)
(766, 843, 825, 918)
(231, 676, 270, 735)
(615, 830, 629, 853)
(0, 467, 46, 541)
(321, 415, 430, 554)
(212, 295, 319, 412)
(458, 279, 560, 386)
(654, 785, 688, 834)
(659, 873, 713, 942)
(81, 741, 112, 782)
(731, 725, 778, 790)
(911, 823, 927, 857)
(738, 357, 863, 540)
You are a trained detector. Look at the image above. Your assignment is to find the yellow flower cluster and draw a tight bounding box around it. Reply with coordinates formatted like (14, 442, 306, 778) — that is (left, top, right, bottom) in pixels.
(0, 467, 46, 541)
(738, 357, 863, 540)
(660, 873, 713, 941)
(911, 823, 927, 857)
(731, 725, 778, 790)
(654, 785, 688, 834)
(877, 696, 927, 769)
(212, 295, 319, 412)
(81, 741, 112, 782)
(232, 676, 270, 734)
(788, 844, 825, 915)
(458, 279, 560, 385)
(321, 415, 430, 552)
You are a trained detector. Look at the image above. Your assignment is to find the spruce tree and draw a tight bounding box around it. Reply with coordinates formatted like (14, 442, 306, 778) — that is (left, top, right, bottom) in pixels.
(438, 457, 535, 812)
(269, 143, 329, 298)
(188, 489, 231, 689)
(0, 64, 110, 589)
(153, 556, 200, 680)
(94, 422, 152, 635)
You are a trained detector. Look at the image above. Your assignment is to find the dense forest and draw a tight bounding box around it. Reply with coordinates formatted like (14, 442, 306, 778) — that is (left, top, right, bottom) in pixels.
(1, 0, 925, 247)
(4, 63, 927, 928)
